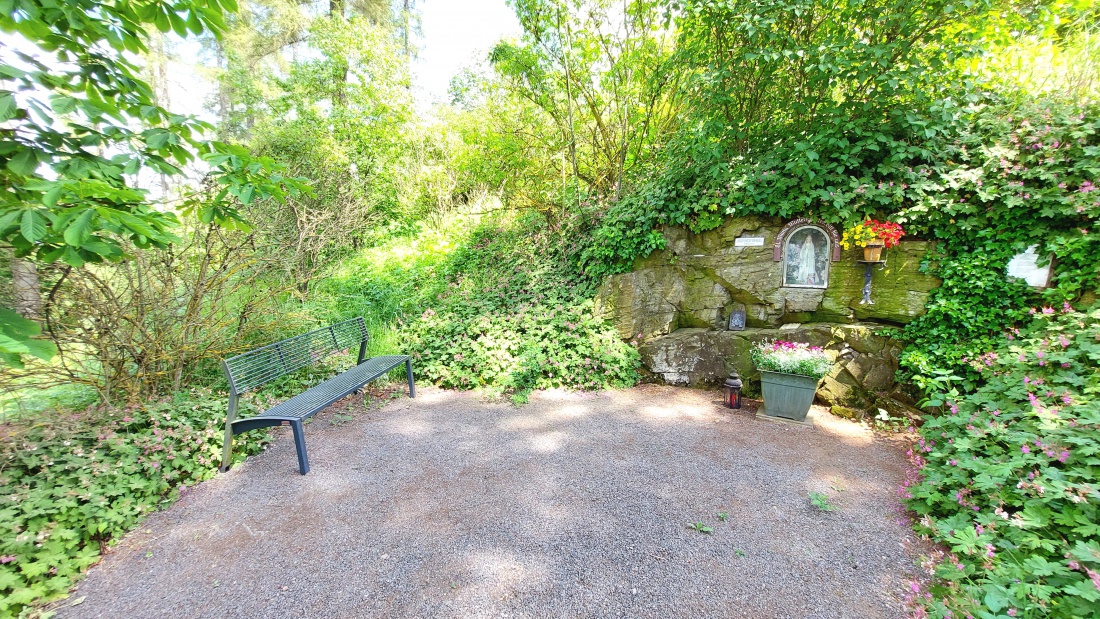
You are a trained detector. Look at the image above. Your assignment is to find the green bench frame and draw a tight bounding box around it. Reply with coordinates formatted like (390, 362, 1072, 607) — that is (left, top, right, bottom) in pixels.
(220, 317, 414, 474)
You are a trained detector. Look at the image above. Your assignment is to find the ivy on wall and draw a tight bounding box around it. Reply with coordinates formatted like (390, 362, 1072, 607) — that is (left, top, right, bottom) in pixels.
(583, 93, 1100, 387)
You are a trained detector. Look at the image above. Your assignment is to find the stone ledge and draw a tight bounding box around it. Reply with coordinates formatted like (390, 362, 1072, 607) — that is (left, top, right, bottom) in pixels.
(756, 407, 816, 428)
(637, 323, 904, 409)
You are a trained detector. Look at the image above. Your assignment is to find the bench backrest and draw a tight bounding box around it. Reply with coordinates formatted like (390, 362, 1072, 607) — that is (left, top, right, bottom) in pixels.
(222, 317, 368, 395)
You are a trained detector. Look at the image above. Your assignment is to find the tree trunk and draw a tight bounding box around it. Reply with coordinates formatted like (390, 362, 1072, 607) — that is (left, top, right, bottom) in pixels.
(148, 31, 173, 196)
(215, 42, 230, 131)
(403, 0, 411, 58)
(331, 0, 348, 107)
(11, 257, 42, 320)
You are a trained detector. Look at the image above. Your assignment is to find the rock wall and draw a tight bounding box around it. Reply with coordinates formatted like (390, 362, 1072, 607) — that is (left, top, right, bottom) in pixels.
(595, 216, 939, 340)
(637, 324, 913, 412)
(594, 216, 940, 415)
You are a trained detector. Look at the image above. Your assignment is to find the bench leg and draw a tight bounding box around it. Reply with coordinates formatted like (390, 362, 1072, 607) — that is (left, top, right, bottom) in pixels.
(220, 427, 233, 473)
(221, 393, 240, 473)
(290, 420, 310, 475)
(406, 358, 416, 398)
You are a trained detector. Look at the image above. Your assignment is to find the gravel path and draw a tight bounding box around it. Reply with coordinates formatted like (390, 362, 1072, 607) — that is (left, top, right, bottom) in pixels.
(59, 385, 922, 619)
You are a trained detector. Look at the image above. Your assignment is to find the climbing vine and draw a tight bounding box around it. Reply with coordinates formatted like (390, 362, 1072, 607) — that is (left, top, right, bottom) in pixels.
(585, 93, 1100, 387)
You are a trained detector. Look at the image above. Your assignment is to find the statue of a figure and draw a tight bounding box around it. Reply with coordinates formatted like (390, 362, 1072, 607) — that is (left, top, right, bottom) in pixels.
(796, 234, 817, 285)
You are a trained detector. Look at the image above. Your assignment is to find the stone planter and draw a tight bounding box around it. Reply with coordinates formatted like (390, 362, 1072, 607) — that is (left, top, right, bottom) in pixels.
(758, 370, 820, 422)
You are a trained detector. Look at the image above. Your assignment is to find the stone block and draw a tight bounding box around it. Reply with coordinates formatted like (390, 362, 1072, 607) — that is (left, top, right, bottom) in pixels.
(830, 405, 865, 420)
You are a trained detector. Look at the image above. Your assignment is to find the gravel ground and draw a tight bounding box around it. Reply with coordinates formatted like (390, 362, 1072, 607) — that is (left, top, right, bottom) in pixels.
(59, 385, 923, 619)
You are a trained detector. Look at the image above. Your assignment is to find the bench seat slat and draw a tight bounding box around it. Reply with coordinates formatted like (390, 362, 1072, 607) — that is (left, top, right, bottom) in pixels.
(242, 355, 409, 423)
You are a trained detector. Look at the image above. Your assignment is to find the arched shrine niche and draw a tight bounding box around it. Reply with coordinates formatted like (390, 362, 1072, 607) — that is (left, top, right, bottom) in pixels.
(772, 219, 840, 289)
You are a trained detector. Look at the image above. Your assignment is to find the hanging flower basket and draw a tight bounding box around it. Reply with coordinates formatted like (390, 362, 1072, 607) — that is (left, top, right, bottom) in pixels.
(841, 220, 904, 262)
(863, 240, 885, 262)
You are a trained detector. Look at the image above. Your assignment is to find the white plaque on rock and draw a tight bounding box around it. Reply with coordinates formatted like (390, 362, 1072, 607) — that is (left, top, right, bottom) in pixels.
(1006, 246, 1052, 288)
(734, 236, 766, 247)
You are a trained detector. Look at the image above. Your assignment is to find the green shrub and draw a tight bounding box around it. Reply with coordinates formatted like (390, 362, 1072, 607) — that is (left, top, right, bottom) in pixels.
(0, 390, 270, 616)
(584, 92, 1100, 395)
(392, 211, 640, 401)
(895, 98, 1100, 388)
(405, 300, 640, 402)
(903, 303, 1100, 618)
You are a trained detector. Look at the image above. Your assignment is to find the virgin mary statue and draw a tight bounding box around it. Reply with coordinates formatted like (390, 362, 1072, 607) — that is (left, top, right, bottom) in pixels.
(796, 234, 817, 285)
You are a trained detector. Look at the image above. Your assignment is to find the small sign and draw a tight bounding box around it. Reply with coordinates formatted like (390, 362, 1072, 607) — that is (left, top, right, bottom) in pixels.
(734, 236, 766, 248)
(1006, 246, 1052, 288)
(728, 308, 746, 331)
(779, 323, 801, 331)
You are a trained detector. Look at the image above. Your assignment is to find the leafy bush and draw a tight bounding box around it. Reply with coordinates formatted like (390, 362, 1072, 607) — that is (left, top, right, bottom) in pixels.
(749, 340, 833, 379)
(895, 97, 1100, 388)
(406, 300, 640, 402)
(0, 390, 270, 616)
(396, 212, 640, 402)
(903, 303, 1100, 618)
(579, 188, 669, 281)
(587, 90, 1100, 395)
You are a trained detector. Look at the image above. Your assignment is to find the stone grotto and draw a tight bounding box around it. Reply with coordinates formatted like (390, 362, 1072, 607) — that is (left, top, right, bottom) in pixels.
(594, 215, 940, 417)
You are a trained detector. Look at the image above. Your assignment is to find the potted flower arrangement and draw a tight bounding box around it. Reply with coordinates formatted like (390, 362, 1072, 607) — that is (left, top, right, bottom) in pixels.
(840, 220, 905, 261)
(749, 340, 834, 421)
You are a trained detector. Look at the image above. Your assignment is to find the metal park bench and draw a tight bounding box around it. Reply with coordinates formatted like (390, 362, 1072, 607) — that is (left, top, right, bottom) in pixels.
(219, 317, 414, 475)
